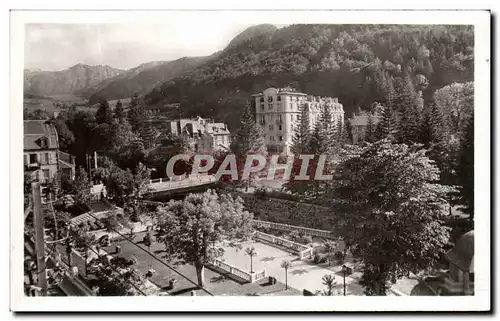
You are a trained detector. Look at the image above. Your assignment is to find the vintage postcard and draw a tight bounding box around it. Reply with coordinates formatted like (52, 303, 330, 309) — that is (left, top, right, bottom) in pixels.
(10, 9, 491, 312)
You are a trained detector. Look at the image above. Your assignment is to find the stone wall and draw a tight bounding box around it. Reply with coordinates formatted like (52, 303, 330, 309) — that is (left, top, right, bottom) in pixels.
(234, 192, 338, 231)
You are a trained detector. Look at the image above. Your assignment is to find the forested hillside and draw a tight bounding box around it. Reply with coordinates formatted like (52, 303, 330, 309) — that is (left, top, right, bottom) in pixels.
(86, 56, 212, 103)
(144, 24, 474, 129)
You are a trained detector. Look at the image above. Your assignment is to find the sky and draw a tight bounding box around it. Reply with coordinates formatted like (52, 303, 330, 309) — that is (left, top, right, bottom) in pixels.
(24, 22, 252, 71)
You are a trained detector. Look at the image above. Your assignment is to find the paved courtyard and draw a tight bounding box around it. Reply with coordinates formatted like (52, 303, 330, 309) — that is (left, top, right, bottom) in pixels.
(220, 240, 365, 295)
(103, 232, 300, 296)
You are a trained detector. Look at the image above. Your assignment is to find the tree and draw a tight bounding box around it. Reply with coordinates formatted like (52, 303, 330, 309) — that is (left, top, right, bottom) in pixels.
(456, 114, 474, 218)
(321, 274, 337, 296)
(103, 163, 151, 207)
(72, 167, 92, 206)
(139, 117, 157, 150)
(87, 255, 140, 296)
(291, 104, 312, 155)
(95, 99, 113, 125)
(70, 225, 97, 277)
(310, 105, 335, 155)
(281, 260, 291, 290)
(230, 101, 267, 157)
(375, 105, 397, 141)
(114, 100, 125, 120)
(396, 75, 422, 144)
(245, 246, 258, 273)
(323, 240, 336, 266)
(230, 101, 267, 188)
(365, 113, 376, 143)
(127, 94, 146, 133)
(51, 118, 75, 151)
(330, 140, 454, 295)
(433, 82, 474, 134)
(155, 190, 253, 287)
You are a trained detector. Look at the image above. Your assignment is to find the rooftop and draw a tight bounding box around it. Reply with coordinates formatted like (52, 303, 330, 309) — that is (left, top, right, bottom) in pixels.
(24, 120, 59, 150)
(349, 114, 382, 126)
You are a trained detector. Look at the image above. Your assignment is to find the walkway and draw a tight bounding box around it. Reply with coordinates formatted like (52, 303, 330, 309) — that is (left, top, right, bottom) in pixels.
(220, 240, 364, 295)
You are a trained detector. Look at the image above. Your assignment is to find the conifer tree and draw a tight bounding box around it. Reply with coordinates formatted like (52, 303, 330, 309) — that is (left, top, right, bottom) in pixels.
(291, 105, 312, 155)
(114, 100, 124, 120)
(95, 99, 113, 125)
(140, 117, 157, 150)
(457, 115, 474, 218)
(397, 75, 421, 144)
(127, 95, 146, 133)
(375, 105, 397, 141)
(365, 113, 376, 143)
(310, 105, 335, 155)
(230, 101, 267, 157)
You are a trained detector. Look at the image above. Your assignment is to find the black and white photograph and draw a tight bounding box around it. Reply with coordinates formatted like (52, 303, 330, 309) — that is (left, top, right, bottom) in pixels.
(9, 9, 491, 312)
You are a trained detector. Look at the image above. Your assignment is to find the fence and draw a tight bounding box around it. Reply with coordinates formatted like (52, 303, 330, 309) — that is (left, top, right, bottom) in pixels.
(252, 219, 335, 239)
(253, 231, 314, 260)
(211, 259, 266, 283)
(149, 175, 218, 191)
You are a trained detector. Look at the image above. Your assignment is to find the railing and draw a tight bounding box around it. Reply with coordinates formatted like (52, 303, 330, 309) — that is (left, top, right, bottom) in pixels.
(211, 259, 266, 283)
(149, 175, 217, 192)
(252, 219, 335, 239)
(253, 231, 314, 260)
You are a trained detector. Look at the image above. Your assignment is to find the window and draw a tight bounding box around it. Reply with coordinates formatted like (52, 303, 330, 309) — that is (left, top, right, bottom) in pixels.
(260, 97, 264, 103)
(268, 103, 273, 110)
(270, 136, 275, 141)
(469, 273, 474, 282)
(278, 115, 283, 122)
(29, 154, 37, 164)
(268, 96, 273, 102)
(40, 137, 48, 148)
(261, 104, 265, 110)
(41, 153, 49, 165)
(278, 125, 282, 131)
(42, 169, 50, 180)
(278, 136, 283, 141)
(269, 124, 274, 131)
(277, 96, 281, 101)
(269, 115, 274, 121)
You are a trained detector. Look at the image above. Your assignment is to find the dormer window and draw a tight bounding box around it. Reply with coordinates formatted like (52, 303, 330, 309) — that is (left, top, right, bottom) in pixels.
(39, 137, 48, 148)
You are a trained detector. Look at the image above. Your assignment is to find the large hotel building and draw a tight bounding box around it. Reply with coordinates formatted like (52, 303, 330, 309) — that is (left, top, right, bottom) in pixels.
(252, 87, 344, 154)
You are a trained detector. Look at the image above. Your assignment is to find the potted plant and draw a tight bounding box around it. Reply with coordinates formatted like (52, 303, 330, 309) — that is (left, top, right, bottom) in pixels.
(169, 278, 177, 289)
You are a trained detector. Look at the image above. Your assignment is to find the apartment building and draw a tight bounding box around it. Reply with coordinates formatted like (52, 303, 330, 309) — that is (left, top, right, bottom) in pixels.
(252, 87, 344, 154)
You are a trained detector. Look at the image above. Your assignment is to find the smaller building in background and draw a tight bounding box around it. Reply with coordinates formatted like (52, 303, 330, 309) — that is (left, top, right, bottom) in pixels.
(166, 116, 231, 152)
(348, 112, 382, 144)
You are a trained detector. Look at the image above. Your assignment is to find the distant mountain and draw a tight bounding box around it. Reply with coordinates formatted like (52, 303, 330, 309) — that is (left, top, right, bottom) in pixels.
(85, 56, 212, 104)
(24, 64, 124, 96)
(144, 24, 474, 129)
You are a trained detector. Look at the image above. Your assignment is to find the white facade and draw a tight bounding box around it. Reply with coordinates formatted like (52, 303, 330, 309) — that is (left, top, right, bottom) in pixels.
(252, 87, 344, 154)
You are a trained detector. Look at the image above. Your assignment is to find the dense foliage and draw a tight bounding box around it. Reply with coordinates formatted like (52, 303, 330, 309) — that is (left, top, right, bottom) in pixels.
(144, 24, 473, 129)
(330, 141, 453, 295)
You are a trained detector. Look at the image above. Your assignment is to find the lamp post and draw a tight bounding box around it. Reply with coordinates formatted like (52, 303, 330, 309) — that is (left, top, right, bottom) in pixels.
(342, 264, 347, 296)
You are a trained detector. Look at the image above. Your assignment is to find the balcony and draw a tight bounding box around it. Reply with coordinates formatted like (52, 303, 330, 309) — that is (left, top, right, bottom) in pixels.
(26, 162, 40, 170)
